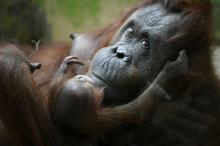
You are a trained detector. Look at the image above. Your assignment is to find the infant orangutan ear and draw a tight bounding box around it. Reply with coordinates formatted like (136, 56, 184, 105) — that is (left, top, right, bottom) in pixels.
(29, 62, 41, 73)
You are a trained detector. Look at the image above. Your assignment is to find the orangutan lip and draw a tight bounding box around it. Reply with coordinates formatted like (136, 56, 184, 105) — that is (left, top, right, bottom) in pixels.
(92, 72, 114, 88)
(92, 72, 107, 83)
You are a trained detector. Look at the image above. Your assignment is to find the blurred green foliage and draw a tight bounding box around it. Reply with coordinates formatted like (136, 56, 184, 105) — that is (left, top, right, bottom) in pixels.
(57, 0, 101, 27)
(213, 0, 220, 42)
(36, 0, 44, 6)
(38, 0, 138, 41)
(213, 0, 220, 3)
(34, 0, 220, 42)
(54, 0, 138, 27)
(1, 0, 220, 42)
(0, 0, 50, 43)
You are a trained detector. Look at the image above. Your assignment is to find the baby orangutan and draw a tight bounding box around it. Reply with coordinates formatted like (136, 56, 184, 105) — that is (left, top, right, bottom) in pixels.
(49, 56, 103, 131)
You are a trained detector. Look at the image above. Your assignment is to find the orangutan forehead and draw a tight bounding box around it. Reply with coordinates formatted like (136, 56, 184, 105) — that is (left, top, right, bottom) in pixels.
(128, 3, 181, 27)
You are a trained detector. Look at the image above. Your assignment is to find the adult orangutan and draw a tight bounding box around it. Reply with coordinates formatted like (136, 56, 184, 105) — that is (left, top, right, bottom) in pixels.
(54, 0, 220, 145)
(1, 0, 220, 146)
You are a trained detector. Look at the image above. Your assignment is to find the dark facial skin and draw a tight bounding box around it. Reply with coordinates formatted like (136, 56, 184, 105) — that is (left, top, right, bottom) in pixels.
(88, 3, 182, 105)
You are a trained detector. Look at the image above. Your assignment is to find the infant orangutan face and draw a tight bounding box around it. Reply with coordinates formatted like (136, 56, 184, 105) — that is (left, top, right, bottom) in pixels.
(51, 75, 103, 130)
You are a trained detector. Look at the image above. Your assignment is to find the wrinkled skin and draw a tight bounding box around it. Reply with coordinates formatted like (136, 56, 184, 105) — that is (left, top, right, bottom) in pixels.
(88, 4, 182, 105)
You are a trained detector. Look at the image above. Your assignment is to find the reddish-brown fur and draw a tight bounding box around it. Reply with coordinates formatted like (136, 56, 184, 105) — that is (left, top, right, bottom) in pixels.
(0, 0, 219, 146)
(30, 42, 71, 95)
(0, 46, 54, 146)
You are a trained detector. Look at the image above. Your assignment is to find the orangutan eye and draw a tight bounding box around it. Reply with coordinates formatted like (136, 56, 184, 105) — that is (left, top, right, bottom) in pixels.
(139, 39, 150, 48)
(126, 26, 135, 36)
